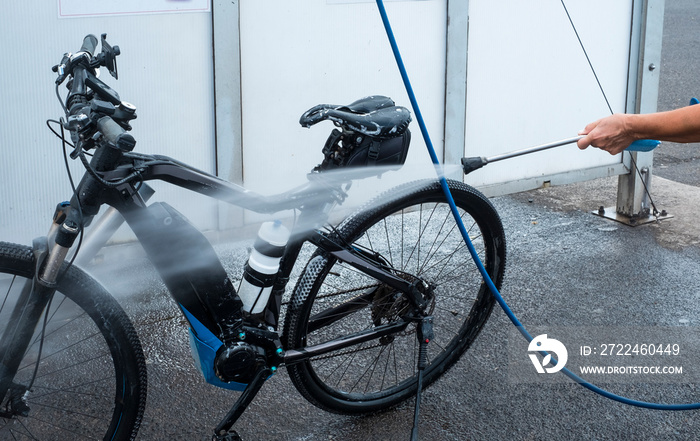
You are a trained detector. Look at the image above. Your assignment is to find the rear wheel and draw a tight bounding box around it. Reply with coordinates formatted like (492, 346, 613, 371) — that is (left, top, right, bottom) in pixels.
(0, 242, 147, 440)
(284, 179, 506, 414)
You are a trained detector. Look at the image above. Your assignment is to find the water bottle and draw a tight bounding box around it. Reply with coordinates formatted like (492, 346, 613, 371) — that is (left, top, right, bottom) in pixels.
(238, 221, 290, 315)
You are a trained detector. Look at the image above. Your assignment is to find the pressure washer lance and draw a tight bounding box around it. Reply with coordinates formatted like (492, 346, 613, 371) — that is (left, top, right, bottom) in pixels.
(461, 137, 660, 175)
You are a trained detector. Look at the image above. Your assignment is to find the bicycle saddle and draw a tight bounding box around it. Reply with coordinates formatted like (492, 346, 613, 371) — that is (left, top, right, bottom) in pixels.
(299, 95, 411, 139)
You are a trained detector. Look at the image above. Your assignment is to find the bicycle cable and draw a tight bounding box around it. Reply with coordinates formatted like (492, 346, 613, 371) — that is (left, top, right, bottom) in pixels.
(46, 118, 85, 280)
(375, 0, 700, 410)
(19, 118, 89, 393)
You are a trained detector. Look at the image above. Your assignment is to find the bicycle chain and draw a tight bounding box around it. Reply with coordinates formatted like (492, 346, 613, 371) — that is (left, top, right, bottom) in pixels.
(281, 262, 437, 363)
(309, 340, 386, 361)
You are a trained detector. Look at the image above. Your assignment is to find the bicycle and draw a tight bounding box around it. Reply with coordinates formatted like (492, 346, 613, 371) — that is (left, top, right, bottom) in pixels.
(0, 34, 506, 440)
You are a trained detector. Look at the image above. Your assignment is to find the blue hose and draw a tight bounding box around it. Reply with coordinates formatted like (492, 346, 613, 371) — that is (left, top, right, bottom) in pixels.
(375, 0, 700, 410)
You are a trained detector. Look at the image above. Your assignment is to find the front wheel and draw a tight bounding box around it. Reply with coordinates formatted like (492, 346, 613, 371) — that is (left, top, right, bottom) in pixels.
(0, 242, 147, 440)
(284, 179, 506, 414)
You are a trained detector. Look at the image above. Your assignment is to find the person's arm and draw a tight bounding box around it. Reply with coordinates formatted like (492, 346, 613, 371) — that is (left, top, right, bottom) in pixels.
(577, 104, 700, 155)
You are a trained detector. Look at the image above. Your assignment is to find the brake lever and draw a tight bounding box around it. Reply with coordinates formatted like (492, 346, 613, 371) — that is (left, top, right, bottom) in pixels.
(52, 53, 72, 85)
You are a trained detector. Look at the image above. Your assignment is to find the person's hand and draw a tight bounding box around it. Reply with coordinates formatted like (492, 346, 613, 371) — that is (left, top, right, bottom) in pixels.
(577, 114, 636, 155)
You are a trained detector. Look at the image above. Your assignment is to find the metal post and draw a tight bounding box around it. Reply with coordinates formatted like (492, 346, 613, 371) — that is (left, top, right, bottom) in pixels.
(443, 0, 469, 180)
(616, 0, 665, 219)
(212, 0, 244, 230)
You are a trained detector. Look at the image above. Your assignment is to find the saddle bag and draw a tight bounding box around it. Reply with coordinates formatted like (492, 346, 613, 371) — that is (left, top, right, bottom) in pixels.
(300, 95, 412, 175)
(316, 128, 411, 173)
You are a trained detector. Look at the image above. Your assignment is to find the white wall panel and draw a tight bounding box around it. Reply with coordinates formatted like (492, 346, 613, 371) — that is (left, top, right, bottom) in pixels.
(1, 0, 657, 245)
(463, 0, 634, 190)
(238, 0, 447, 198)
(1, 2, 216, 244)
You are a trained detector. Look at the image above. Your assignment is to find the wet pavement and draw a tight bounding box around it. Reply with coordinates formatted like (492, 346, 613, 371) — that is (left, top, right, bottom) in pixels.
(83, 1, 700, 440)
(86, 174, 700, 441)
(654, 0, 700, 187)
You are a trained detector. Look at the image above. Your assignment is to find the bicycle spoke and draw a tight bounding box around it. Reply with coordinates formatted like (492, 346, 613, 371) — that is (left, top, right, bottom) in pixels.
(401, 209, 405, 269)
(434, 261, 483, 288)
(361, 347, 385, 394)
(362, 230, 374, 254)
(402, 204, 427, 272)
(26, 400, 110, 422)
(34, 350, 110, 382)
(420, 241, 471, 279)
(418, 209, 476, 276)
(286, 181, 505, 413)
(430, 242, 480, 282)
(13, 412, 103, 440)
(381, 217, 394, 266)
(25, 313, 90, 369)
(416, 207, 452, 275)
(329, 348, 359, 389)
(350, 343, 389, 394)
(18, 333, 104, 375)
(391, 343, 399, 388)
(13, 417, 39, 440)
(0, 275, 17, 315)
(24, 375, 113, 401)
(28, 296, 78, 349)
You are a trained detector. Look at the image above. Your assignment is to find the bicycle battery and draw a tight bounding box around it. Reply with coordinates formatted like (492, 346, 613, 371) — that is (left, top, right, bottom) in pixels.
(126, 202, 247, 390)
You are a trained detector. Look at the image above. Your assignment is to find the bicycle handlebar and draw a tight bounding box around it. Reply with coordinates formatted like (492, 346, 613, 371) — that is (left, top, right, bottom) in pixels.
(53, 35, 138, 193)
(79, 34, 98, 57)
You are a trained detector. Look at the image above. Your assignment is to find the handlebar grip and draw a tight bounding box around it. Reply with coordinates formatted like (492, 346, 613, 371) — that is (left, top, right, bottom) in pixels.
(80, 34, 99, 56)
(97, 116, 136, 152)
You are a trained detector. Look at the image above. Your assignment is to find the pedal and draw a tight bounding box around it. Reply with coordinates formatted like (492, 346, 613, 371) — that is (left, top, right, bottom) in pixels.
(213, 430, 242, 441)
(213, 367, 272, 440)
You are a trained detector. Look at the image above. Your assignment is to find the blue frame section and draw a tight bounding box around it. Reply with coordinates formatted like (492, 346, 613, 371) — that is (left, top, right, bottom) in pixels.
(181, 305, 247, 391)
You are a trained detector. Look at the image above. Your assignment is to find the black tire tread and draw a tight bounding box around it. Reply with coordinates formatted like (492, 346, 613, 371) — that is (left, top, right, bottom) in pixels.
(283, 179, 506, 414)
(0, 241, 147, 441)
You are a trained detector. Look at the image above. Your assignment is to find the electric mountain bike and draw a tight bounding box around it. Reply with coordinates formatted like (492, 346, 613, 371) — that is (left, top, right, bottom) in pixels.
(0, 34, 506, 440)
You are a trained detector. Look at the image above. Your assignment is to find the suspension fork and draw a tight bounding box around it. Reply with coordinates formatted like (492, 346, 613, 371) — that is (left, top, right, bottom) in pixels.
(0, 272, 55, 407)
(0, 203, 80, 404)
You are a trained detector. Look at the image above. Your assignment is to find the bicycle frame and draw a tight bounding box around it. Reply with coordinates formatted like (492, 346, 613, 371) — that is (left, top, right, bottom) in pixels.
(2, 34, 458, 440)
(0, 152, 426, 402)
(105, 154, 423, 335)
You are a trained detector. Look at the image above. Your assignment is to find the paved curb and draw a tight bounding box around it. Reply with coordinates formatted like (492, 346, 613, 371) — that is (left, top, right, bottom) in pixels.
(511, 175, 700, 250)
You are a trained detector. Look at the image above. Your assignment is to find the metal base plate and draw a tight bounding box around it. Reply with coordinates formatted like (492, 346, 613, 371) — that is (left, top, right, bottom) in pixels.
(591, 206, 673, 226)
